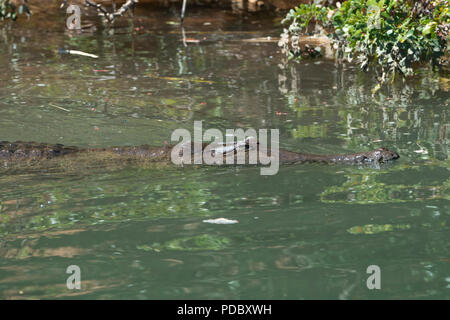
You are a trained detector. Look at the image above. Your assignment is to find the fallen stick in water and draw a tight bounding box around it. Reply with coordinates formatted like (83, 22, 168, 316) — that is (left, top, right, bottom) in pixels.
(48, 103, 70, 112)
(58, 49, 99, 59)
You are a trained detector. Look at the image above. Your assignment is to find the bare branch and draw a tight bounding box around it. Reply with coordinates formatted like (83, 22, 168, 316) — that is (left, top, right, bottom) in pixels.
(112, 0, 138, 18)
(84, 0, 138, 23)
(84, 0, 112, 22)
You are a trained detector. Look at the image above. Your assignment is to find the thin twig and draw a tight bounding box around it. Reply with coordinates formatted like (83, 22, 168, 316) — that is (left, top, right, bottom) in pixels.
(85, 0, 111, 22)
(181, 0, 187, 23)
(84, 0, 138, 23)
(112, 0, 138, 18)
(49, 103, 70, 112)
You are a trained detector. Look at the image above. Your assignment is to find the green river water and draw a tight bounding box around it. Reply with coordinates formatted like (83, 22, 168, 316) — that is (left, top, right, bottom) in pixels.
(0, 5, 448, 299)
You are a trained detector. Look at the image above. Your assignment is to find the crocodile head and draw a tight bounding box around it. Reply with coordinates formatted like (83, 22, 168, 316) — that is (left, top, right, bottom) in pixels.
(370, 147, 400, 163)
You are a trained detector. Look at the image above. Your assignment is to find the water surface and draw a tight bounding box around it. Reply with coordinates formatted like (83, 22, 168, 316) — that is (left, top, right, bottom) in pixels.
(0, 5, 448, 299)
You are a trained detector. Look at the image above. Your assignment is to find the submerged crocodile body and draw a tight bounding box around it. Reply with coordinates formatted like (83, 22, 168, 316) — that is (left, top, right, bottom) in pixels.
(0, 140, 399, 166)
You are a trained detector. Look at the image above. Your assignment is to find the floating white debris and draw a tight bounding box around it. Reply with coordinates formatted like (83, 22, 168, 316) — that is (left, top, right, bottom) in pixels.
(59, 49, 98, 58)
(203, 218, 239, 224)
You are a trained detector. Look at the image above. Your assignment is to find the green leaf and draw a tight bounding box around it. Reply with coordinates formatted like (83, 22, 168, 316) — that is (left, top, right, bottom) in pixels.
(422, 22, 437, 35)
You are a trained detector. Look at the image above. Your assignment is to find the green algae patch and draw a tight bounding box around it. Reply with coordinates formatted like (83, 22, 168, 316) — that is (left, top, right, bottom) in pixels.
(347, 223, 412, 235)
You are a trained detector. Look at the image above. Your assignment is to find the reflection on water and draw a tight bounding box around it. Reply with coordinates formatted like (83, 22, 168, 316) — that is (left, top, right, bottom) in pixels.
(0, 6, 448, 299)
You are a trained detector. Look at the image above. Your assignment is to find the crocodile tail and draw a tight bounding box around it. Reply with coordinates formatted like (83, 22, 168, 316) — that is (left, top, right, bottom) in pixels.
(0, 141, 80, 160)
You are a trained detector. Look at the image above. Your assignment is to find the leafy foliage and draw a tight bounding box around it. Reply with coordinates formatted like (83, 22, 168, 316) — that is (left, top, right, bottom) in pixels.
(278, 3, 330, 59)
(0, 0, 30, 21)
(0, 0, 18, 20)
(279, 0, 449, 87)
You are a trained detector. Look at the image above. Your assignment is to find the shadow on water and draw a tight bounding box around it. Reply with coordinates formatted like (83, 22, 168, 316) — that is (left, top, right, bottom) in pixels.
(0, 4, 448, 299)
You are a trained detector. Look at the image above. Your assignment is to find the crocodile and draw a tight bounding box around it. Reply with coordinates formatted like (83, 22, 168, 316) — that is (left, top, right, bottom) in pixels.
(0, 140, 399, 166)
